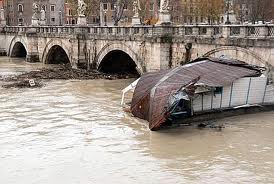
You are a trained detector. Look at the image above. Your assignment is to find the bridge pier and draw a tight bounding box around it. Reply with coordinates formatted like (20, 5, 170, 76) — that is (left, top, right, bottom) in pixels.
(26, 53, 40, 63)
(75, 35, 88, 69)
(26, 34, 40, 63)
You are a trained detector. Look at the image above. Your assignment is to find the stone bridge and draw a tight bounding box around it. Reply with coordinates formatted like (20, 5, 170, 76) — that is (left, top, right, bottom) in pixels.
(0, 24, 274, 74)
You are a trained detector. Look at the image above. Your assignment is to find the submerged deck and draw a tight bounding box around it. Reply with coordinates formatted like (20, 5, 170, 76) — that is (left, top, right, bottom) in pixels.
(172, 104, 274, 126)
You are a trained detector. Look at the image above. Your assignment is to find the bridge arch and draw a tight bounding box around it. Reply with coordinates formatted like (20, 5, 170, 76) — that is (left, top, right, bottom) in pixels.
(8, 36, 28, 58)
(96, 43, 143, 75)
(203, 46, 267, 67)
(42, 39, 71, 65)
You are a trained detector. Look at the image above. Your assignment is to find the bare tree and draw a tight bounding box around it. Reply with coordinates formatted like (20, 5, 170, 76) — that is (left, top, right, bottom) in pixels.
(199, 0, 224, 24)
(113, 0, 133, 26)
(138, 0, 149, 23)
(235, 0, 274, 23)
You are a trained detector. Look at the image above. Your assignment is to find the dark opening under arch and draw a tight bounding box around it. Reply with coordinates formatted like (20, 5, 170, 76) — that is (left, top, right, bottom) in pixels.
(46, 45, 70, 65)
(98, 50, 139, 75)
(11, 42, 27, 58)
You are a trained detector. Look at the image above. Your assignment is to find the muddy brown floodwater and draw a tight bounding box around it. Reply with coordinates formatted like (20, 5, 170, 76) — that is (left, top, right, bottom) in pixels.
(1, 57, 274, 184)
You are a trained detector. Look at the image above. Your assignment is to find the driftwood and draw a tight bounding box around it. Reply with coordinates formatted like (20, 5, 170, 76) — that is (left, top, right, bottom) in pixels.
(1, 66, 138, 88)
(2, 79, 43, 88)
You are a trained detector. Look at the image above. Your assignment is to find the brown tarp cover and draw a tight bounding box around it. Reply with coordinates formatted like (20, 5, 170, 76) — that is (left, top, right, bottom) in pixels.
(130, 57, 262, 130)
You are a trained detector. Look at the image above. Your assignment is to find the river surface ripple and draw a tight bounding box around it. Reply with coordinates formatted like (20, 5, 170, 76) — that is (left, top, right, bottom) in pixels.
(0, 57, 274, 184)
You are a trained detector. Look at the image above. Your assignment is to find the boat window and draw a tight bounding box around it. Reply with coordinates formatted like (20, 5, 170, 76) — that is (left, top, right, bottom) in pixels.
(267, 78, 273, 85)
(214, 87, 223, 94)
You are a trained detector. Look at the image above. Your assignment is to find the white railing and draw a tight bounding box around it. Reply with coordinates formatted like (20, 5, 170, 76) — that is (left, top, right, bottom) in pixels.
(2, 24, 274, 38)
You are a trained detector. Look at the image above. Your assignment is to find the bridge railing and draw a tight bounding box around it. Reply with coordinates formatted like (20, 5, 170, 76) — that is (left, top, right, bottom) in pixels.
(2, 24, 274, 38)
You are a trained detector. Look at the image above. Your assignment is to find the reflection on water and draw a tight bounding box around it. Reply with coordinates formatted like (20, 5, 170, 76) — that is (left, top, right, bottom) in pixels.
(0, 57, 274, 184)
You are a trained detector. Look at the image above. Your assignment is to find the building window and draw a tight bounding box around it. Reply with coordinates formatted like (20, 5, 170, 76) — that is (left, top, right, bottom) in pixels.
(150, 3, 154, 11)
(103, 3, 108, 10)
(190, 17, 193, 24)
(50, 5, 55, 12)
(8, 4, 13, 11)
(124, 4, 128, 10)
(214, 87, 223, 95)
(18, 18, 24, 25)
(190, 7, 193, 14)
(18, 4, 23, 12)
(51, 18, 55, 22)
(110, 3, 115, 11)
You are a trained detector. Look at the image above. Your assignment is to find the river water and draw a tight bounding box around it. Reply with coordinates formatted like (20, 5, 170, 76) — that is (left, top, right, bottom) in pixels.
(0, 57, 274, 184)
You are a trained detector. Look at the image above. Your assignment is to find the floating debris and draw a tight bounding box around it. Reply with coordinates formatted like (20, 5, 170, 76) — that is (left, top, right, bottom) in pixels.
(197, 122, 225, 130)
(2, 79, 43, 88)
(0, 66, 139, 88)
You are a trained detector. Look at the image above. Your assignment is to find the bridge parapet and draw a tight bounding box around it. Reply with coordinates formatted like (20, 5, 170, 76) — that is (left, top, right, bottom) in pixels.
(2, 24, 274, 39)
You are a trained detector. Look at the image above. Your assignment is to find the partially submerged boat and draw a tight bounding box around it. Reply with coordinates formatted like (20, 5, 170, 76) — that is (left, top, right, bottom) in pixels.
(121, 57, 274, 131)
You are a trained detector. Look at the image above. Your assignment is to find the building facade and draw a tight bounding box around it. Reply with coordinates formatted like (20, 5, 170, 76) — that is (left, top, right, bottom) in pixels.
(4, 0, 272, 26)
(64, 0, 100, 25)
(99, 0, 133, 26)
(3, 0, 64, 26)
(62, 0, 225, 26)
(64, 0, 157, 26)
(234, 0, 274, 23)
(180, 0, 225, 24)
